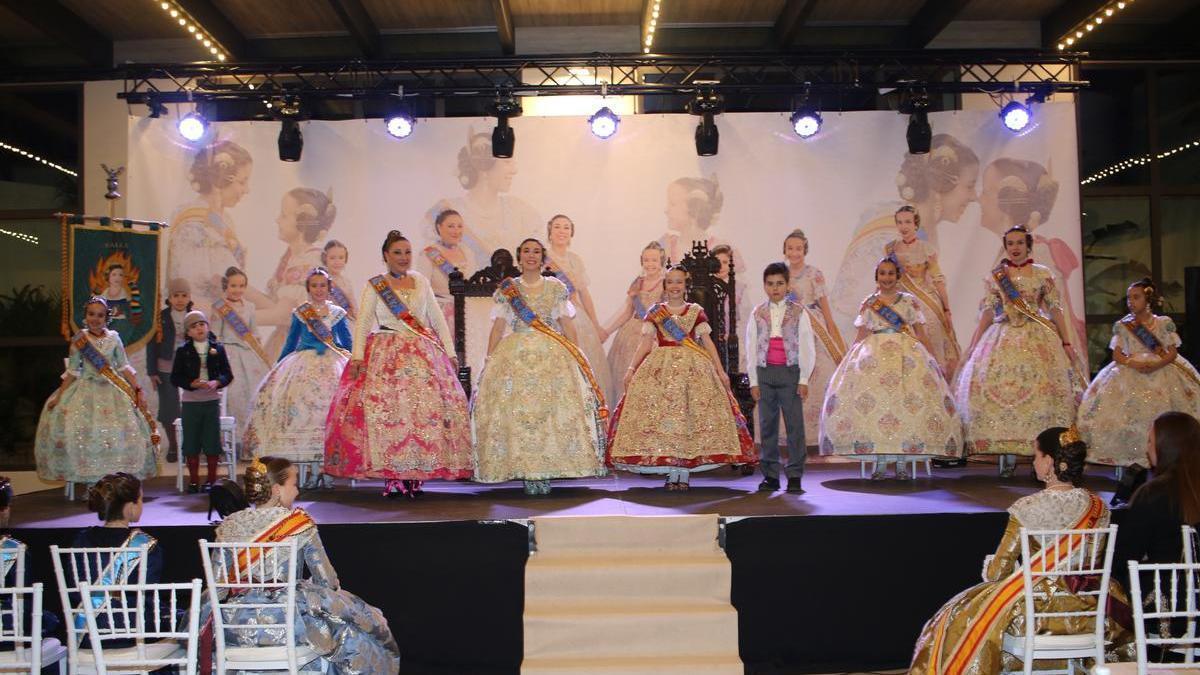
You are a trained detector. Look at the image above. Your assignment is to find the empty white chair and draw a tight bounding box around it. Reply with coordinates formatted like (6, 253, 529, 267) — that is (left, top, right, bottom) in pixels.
(0, 583, 68, 674)
(1, 540, 67, 674)
(76, 579, 202, 675)
(1002, 525, 1119, 675)
(1097, 561, 1200, 675)
(199, 538, 321, 673)
(51, 543, 153, 674)
(1183, 526, 1197, 566)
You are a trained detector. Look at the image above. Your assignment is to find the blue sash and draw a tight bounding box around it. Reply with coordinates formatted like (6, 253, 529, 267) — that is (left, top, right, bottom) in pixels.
(74, 529, 156, 629)
(1121, 317, 1164, 354)
(869, 296, 908, 332)
(547, 263, 576, 295)
(0, 536, 21, 581)
(423, 246, 458, 278)
(368, 275, 444, 351)
(329, 283, 352, 310)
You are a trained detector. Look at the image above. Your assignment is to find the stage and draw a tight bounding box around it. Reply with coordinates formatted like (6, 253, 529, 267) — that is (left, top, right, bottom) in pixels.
(11, 462, 1128, 674)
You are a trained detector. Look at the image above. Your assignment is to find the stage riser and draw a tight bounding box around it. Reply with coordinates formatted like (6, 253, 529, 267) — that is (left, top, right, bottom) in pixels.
(15, 510, 1130, 674)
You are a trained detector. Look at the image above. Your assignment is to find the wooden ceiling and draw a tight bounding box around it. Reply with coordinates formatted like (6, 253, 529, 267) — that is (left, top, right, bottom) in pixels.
(0, 0, 1196, 69)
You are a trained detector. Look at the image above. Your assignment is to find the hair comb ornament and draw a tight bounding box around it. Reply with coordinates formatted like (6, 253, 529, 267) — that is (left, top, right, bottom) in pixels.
(1059, 426, 1082, 447)
(249, 457, 267, 476)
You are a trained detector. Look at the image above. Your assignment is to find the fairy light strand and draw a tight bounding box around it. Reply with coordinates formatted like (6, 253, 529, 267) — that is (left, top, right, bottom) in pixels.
(0, 140, 78, 177)
(0, 228, 39, 245)
(1080, 137, 1200, 185)
(1058, 0, 1132, 51)
(643, 0, 662, 54)
(156, 0, 228, 62)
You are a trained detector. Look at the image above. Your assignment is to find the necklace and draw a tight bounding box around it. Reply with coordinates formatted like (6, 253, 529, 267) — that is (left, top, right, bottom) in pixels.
(901, 236, 918, 246)
(387, 270, 407, 280)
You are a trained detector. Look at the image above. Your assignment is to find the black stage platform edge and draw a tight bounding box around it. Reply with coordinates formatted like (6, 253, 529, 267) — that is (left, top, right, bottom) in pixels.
(10, 509, 1134, 674)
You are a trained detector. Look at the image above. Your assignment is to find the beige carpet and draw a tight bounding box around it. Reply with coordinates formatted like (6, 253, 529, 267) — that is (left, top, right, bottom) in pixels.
(522, 514, 743, 674)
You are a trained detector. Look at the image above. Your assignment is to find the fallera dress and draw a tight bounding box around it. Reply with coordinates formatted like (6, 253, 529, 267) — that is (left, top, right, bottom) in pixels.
(787, 264, 845, 446)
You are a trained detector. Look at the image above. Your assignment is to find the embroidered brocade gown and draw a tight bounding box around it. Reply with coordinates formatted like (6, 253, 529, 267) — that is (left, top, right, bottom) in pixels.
(211, 298, 268, 440)
(35, 329, 159, 482)
(908, 488, 1132, 675)
(471, 277, 607, 483)
(607, 278, 665, 402)
(324, 271, 473, 481)
(819, 293, 961, 459)
(546, 249, 614, 404)
(955, 264, 1083, 457)
(212, 507, 400, 674)
(244, 302, 352, 462)
(788, 264, 844, 446)
(608, 303, 756, 472)
(886, 238, 959, 376)
(1077, 314, 1200, 466)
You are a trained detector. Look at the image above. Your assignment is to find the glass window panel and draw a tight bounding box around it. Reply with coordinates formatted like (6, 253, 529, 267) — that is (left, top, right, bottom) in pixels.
(1079, 67, 1150, 186)
(1160, 197, 1200, 316)
(1086, 321, 1116, 377)
(1081, 197, 1152, 316)
(1156, 69, 1200, 186)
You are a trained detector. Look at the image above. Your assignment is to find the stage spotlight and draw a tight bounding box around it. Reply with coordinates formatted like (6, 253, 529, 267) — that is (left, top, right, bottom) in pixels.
(588, 107, 620, 139)
(688, 88, 724, 157)
(999, 100, 1031, 132)
(487, 95, 521, 158)
(147, 98, 168, 119)
(790, 107, 822, 138)
(278, 118, 303, 162)
(177, 112, 208, 142)
(905, 94, 931, 155)
(384, 111, 415, 139)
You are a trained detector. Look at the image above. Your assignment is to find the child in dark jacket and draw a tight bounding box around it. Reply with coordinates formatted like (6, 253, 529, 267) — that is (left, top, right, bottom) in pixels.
(170, 310, 234, 492)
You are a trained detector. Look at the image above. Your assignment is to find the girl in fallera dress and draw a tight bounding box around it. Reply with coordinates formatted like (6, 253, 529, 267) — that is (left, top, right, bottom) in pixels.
(244, 268, 352, 466)
(783, 229, 846, 446)
(322, 240, 356, 321)
(73, 473, 162, 583)
(603, 242, 667, 402)
(908, 427, 1132, 675)
(416, 208, 478, 335)
(213, 457, 400, 674)
(608, 266, 755, 490)
(885, 206, 959, 377)
(1077, 279, 1200, 469)
(472, 238, 608, 495)
(956, 226, 1084, 477)
(211, 266, 270, 441)
(819, 257, 962, 479)
(35, 297, 159, 488)
(545, 214, 614, 403)
(324, 231, 473, 498)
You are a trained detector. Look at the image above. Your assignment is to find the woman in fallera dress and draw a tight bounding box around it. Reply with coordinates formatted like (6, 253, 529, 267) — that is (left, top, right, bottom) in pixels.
(35, 297, 159, 487)
(884, 206, 959, 377)
(956, 225, 1084, 477)
(908, 427, 1132, 674)
(603, 241, 667, 402)
(819, 256, 961, 479)
(608, 266, 755, 490)
(416, 208, 478, 335)
(472, 238, 608, 495)
(213, 457, 400, 674)
(783, 229, 846, 446)
(545, 214, 614, 403)
(244, 268, 352, 466)
(1077, 279, 1200, 469)
(210, 266, 270, 441)
(322, 240, 356, 321)
(324, 231, 473, 498)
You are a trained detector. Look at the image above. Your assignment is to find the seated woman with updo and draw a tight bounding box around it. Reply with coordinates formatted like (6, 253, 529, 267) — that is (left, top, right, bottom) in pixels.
(212, 457, 400, 674)
(908, 427, 1132, 674)
(73, 472, 162, 583)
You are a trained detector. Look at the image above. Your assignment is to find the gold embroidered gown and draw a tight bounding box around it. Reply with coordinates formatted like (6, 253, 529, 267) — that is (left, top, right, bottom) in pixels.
(607, 303, 755, 471)
(607, 278, 665, 402)
(909, 488, 1132, 675)
(955, 264, 1083, 456)
(1077, 315, 1200, 466)
(886, 238, 959, 376)
(471, 277, 606, 483)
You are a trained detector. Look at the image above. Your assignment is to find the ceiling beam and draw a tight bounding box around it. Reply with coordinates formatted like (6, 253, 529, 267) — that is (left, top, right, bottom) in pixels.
(772, 0, 820, 49)
(175, 0, 250, 59)
(491, 0, 515, 55)
(1041, 0, 1105, 47)
(899, 0, 974, 48)
(325, 0, 383, 58)
(0, 0, 112, 68)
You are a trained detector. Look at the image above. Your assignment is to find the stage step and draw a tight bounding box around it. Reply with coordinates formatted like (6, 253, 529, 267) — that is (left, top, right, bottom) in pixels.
(521, 654, 744, 674)
(522, 514, 742, 673)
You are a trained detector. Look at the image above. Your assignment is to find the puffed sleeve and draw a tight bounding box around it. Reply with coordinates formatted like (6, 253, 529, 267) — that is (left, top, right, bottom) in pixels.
(1160, 317, 1182, 348)
(979, 278, 1003, 320)
(549, 280, 577, 321)
(1039, 268, 1062, 310)
(490, 288, 514, 323)
(693, 308, 712, 337)
(812, 268, 829, 299)
(66, 340, 83, 377)
(351, 284, 376, 362)
(1109, 320, 1122, 351)
(640, 321, 656, 336)
(924, 242, 946, 284)
(853, 297, 873, 329)
(110, 333, 134, 373)
(985, 516, 1023, 581)
(904, 295, 927, 325)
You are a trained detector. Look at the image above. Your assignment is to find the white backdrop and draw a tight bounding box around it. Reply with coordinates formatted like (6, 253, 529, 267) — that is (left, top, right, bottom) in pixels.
(127, 103, 1083, 367)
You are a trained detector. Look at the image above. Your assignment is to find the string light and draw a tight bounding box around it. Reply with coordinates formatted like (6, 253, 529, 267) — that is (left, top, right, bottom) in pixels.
(0, 228, 39, 246)
(643, 0, 662, 54)
(1058, 0, 1133, 50)
(1080, 137, 1199, 185)
(0, 140, 78, 177)
(156, 0, 228, 62)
